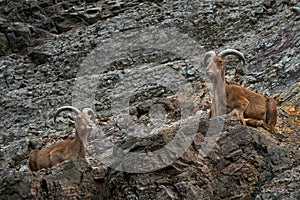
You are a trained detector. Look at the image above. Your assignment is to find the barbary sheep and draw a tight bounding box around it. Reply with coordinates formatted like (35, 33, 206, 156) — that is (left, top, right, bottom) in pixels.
(205, 49, 277, 133)
(28, 106, 98, 171)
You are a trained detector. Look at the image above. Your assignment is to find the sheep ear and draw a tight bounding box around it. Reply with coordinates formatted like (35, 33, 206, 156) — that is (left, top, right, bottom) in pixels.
(82, 108, 96, 122)
(220, 67, 225, 78)
(67, 114, 76, 123)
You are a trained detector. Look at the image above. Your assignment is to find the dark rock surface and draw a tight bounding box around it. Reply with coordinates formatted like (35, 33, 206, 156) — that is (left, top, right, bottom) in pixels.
(0, 0, 299, 199)
(0, 159, 101, 199)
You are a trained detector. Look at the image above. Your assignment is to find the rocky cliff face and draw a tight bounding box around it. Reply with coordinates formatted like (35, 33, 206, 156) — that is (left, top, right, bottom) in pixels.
(0, 0, 299, 199)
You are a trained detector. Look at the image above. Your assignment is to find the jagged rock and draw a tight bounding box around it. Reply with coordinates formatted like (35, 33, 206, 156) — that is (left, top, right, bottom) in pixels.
(255, 165, 300, 200)
(0, 159, 101, 199)
(0, 32, 9, 55)
(0, 0, 299, 199)
(1, 117, 298, 199)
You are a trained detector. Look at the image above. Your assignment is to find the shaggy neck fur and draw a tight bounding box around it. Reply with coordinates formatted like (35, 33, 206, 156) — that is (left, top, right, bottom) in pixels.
(73, 130, 87, 158)
(211, 66, 227, 117)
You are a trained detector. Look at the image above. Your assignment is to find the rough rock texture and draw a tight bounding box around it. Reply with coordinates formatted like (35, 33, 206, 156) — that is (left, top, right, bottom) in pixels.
(0, 159, 101, 199)
(0, 0, 299, 199)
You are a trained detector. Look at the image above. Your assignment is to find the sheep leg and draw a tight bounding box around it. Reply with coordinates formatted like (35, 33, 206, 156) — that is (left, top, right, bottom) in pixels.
(266, 97, 277, 133)
(49, 149, 64, 167)
(260, 120, 275, 134)
(28, 151, 39, 171)
(228, 96, 249, 125)
(207, 109, 212, 118)
(229, 109, 246, 125)
(244, 118, 275, 134)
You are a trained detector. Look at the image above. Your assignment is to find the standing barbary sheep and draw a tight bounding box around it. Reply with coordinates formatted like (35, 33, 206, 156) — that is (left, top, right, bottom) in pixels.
(204, 49, 277, 133)
(28, 106, 98, 171)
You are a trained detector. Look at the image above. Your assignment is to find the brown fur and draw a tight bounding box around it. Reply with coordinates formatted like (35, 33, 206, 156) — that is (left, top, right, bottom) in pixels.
(207, 56, 277, 133)
(28, 111, 97, 171)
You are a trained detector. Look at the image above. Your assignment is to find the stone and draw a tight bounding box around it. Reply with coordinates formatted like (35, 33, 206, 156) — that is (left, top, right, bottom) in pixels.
(0, 0, 299, 199)
(0, 32, 9, 55)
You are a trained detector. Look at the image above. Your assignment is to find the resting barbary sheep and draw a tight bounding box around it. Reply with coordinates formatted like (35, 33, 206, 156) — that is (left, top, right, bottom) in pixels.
(28, 106, 98, 171)
(205, 49, 277, 133)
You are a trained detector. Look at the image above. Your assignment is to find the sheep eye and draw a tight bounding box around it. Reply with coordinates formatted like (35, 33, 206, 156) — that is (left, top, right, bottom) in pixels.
(87, 124, 93, 131)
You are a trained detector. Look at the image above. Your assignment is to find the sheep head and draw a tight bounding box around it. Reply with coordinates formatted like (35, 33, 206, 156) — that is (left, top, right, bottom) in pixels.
(206, 55, 227, 83)
(54, 106, 98, 147)
(204, 49, 245, 80)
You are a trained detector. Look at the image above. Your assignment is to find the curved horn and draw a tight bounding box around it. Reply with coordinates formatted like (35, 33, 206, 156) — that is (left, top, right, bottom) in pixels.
(54, 106, 81, 123)
(203, 51, 217, 66)
(218, 49, 246, 64)
(82, 108, 96, 122)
